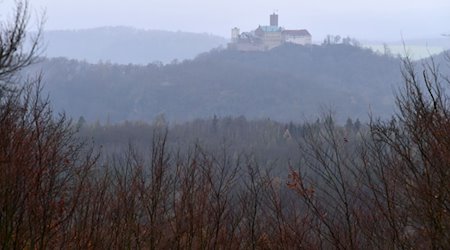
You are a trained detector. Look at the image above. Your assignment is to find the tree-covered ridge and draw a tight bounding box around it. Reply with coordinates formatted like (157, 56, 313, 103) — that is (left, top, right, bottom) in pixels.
(42, 26, 227, 64)
(32, 43, 402, 123)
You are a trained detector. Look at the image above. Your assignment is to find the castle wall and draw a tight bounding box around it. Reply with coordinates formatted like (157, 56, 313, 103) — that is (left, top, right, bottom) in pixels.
(228, 42, 266, 51)
(262, 32, 283, 50)
(284, 35, 312, 45)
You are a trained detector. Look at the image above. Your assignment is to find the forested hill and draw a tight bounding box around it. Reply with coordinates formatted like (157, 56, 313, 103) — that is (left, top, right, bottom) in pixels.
(42, 27, 228, 64)
(31, 43, 403, 123)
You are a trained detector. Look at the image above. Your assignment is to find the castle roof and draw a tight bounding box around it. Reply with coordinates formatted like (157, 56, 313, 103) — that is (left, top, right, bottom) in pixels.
(282, 29, 311, 37)
(258, 25, 282, 33)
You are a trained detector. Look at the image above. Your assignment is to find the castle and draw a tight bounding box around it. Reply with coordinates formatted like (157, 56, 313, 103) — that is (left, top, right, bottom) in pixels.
(229, 13, 312, 51)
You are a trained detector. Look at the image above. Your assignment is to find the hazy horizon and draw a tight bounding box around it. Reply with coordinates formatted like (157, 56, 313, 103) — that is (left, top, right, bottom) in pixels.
(1, 0, 449, 42)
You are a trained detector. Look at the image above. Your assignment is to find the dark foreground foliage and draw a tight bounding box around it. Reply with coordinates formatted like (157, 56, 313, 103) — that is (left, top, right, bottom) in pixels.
(1, 54, 450, 249)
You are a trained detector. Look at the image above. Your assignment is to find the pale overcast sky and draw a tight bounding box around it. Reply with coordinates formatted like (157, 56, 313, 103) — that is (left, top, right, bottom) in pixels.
(1, 0, 449, 41)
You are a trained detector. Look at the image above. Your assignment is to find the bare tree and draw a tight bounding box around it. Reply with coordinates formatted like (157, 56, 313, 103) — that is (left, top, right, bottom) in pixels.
(0, 0, 43, 93)
(367, 55, 450, 249)
(287, 54, 450, 249)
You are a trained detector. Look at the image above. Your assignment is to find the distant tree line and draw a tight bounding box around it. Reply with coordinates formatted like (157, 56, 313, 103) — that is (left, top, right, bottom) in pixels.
(322, 34, 362, 47)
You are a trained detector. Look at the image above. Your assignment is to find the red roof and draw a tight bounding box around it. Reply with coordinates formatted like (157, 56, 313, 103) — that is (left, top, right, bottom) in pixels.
(282, 29, 311, 37)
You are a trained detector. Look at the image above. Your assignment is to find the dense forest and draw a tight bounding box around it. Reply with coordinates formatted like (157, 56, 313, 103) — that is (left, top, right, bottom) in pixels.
(77, 115, 364, 175)
(2, 1, 450, 249)
(29, 42, 402, 123)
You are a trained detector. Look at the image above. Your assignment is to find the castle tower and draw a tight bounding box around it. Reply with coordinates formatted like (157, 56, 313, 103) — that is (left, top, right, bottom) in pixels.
(231, 27, 240, 42)
(270, 13, 278, 27)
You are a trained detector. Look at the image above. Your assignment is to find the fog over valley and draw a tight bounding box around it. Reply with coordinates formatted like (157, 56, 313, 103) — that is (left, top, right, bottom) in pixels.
(2, 0, 449, 41)
(41, 27, 228, 64)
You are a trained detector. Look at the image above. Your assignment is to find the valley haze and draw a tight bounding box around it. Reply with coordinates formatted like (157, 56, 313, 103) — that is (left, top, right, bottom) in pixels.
(1, 0, 449, 41)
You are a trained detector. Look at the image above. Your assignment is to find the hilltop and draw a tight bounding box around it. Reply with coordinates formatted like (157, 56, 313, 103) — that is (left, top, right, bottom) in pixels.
(30, 43, 403, 123)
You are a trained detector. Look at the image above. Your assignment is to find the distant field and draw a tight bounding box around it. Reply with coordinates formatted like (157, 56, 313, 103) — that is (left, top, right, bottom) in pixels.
(365, 44, 446, 59)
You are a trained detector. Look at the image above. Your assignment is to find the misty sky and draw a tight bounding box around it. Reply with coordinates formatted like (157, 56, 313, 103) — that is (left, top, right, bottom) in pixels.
(1, 0, 449, 41)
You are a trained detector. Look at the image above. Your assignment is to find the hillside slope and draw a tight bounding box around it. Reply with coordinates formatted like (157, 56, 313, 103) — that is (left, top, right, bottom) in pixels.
(31, 43, 403, 123)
